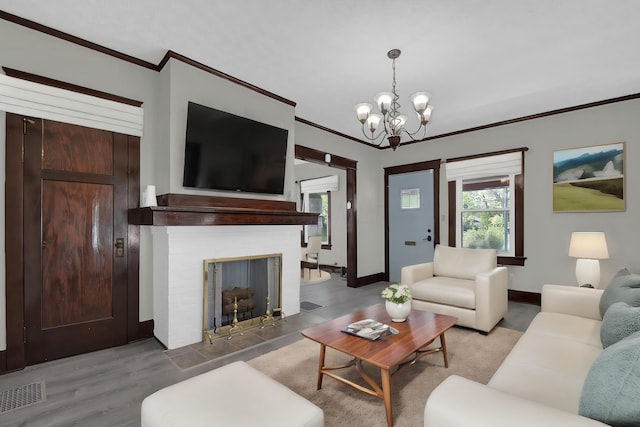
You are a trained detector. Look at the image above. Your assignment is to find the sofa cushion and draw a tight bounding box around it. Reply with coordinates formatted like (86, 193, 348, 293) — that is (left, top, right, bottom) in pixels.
(600, 302, 640, 348)
(599, 268, 640, 317)
(433, 245, 496, 280)
(409, 276, 476, 309)
(579, 331, 640, 426)
(527, 312, 602, 348)
(489, 315, 603, 413)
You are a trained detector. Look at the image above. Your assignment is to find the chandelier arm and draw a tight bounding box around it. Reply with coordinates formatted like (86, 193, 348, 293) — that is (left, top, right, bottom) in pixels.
(365, 112, 395, 140)
(402, 123, 428, 140)
(359, 124, 387, 144)
(381, 114, 394, 136)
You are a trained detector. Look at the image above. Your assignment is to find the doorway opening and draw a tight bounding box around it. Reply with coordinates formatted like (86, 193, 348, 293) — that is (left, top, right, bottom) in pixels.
(294, 145, 358, 287)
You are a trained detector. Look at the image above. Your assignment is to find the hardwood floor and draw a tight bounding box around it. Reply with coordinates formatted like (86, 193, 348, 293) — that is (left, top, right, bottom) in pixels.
(0, 274, 539, 427)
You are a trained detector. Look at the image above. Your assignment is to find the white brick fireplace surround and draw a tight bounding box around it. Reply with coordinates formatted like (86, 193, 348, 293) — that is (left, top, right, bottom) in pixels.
(151, 225, 301, 349)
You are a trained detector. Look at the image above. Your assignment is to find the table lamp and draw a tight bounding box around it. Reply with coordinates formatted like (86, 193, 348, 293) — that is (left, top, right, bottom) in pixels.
(568, 232, 609, 288)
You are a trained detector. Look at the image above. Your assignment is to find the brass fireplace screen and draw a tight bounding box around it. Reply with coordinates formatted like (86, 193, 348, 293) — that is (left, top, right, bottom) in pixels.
(203, 253, 283, 342)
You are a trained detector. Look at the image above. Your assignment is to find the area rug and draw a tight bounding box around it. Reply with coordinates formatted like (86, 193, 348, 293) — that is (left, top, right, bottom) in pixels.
(301, 268, 331, 284)
(248, 326, 522, 427)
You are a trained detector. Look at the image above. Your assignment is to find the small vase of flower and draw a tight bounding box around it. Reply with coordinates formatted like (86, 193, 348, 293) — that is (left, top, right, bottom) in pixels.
(381, 283, 412, 322)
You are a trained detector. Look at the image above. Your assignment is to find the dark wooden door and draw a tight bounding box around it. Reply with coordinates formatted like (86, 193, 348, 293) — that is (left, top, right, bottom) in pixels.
(22, 118, 130, 364)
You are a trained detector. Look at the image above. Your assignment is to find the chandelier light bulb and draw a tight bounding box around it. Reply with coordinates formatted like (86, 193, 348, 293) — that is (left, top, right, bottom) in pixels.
(409, 92, 431, 114)
(390, 115, 407, 134)
(374, 92, 393, 115)
(419, 105, 434, 125)
(354, 103, 372, 124)
(366, 113, 383, 134)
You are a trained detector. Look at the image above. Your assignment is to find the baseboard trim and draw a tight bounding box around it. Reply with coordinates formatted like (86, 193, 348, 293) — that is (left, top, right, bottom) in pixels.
(138, 319, 154, 340)
(508, 289, 541, 306)
(153, 336, 168, 351)
(320, 264, 345, 274)
(0, 321, 155, 375)
(352, 272, 385, 288)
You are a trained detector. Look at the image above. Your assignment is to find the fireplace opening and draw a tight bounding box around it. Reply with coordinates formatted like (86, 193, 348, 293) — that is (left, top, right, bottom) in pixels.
(203, 253, 282, 342)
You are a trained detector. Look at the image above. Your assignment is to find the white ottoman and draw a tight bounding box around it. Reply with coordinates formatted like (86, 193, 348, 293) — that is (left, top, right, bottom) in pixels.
(141, 360, 324, 427)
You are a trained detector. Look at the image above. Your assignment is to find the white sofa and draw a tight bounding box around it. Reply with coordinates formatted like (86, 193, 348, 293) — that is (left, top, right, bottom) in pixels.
(401, 245, 508, 333)
(424, 284, 610, 427)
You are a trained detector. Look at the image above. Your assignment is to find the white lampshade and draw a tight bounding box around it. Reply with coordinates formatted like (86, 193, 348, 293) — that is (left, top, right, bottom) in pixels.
(389, 114, 407, 134)
(568, 232, 609, 259)
(354, 103, 372, 123)
(374, 92, 393, 115)
(419, 105, 434, 125)
(568, 232, 609, 288)
(365, 113, 383, 134)
(409, 91, 430, 113)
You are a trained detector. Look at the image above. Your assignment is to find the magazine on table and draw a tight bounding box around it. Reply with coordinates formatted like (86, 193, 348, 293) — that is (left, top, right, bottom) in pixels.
(341, 319, 399, 341)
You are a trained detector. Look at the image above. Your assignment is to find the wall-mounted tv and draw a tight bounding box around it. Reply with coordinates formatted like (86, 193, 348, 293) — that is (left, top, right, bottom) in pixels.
(182, 101, 289, 195)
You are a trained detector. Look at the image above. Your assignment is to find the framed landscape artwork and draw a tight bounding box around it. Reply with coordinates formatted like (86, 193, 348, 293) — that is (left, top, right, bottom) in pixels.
(553, 142, 625, 212)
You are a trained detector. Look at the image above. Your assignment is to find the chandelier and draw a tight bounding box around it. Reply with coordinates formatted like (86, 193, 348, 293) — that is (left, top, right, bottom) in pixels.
(354, 49, 434, 150)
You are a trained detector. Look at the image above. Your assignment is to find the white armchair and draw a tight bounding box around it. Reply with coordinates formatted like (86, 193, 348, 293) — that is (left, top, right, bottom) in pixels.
(401, 245, 508, 333)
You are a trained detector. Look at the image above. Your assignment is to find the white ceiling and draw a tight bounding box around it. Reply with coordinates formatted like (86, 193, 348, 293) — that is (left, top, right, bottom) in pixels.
(2, 0, 640, 147)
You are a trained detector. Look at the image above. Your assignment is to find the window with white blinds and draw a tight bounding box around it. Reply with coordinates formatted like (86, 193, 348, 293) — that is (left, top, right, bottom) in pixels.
(446, 149, 526, 264)
(0, 74, 144, 136)
(300, 175, 338, 245)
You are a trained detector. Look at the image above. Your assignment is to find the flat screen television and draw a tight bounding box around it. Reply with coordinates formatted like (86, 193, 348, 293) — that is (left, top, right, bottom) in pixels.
(182, 101, 289, 195)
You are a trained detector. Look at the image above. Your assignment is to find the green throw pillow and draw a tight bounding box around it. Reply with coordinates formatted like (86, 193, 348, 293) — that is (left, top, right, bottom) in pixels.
(599, 268, 640, 318)
(580, 331, 640, 426)
(601, 302, 640, 348)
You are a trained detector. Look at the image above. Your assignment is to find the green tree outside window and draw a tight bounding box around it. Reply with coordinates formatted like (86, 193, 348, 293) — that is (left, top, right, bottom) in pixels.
(461, 182, 510, 253)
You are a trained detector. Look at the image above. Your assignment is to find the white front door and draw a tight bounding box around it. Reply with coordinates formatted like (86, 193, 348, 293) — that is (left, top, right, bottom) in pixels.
(388, 170, 435, 282)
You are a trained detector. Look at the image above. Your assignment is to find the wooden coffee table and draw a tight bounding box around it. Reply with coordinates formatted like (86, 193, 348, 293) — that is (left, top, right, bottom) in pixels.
(301, 304, 457, 427)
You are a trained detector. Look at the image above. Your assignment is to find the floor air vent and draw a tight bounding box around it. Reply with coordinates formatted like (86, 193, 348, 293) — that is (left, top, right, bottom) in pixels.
(300, 301, 322, 311)
(0, 382, 46, 413)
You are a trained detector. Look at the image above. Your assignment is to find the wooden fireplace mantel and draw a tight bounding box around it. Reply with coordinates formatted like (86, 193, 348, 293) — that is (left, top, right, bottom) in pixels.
(128, 193, 318, 226)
